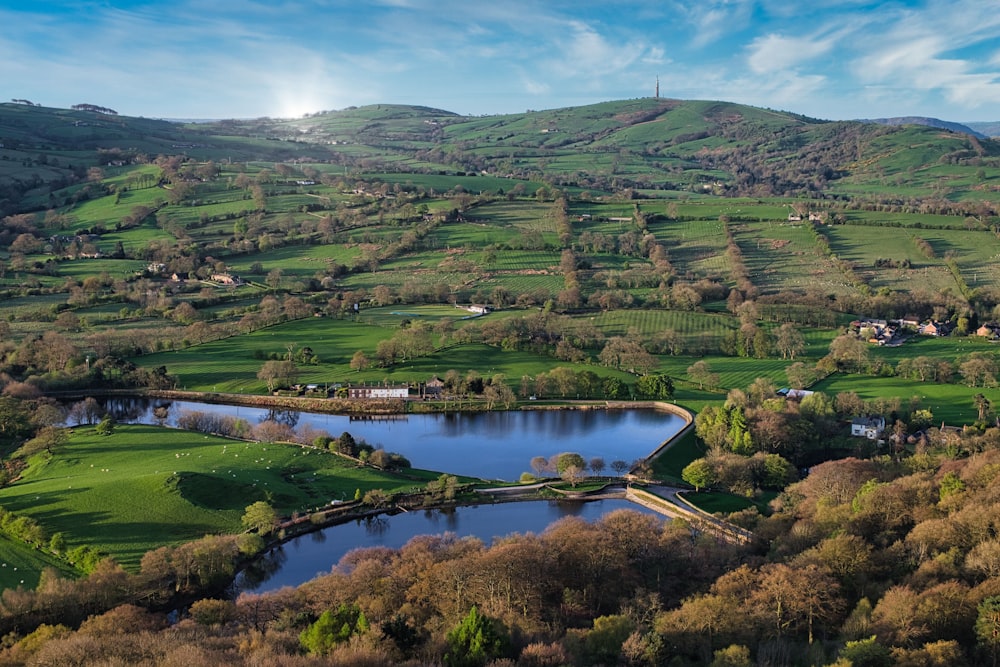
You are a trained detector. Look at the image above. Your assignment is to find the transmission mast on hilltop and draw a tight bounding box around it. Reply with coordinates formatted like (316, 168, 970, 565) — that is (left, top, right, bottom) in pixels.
(655, 76, 660, 99)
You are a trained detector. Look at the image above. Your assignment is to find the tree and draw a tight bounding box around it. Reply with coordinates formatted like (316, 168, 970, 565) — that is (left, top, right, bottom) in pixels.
(589, 457, 606, 476)
(977, 596, 1000, 667)
(682, 458, 716, 492)
(711, 645, 753, 667)
(530, 456, 551, 476)
(976, 393, 992, 422)
(785, 361, 815, 390)
(242, 501, 278, 536)
(611, 460, 630, 476)
(18, 426, 68, 457)
(839, 636, 892, 667)
(828, 334, 869, 372)
(554, 452, 586, 475)
(962, 354, 999, 387)
(444, 605, 508, 667)
(775, 322, 806, 360)
(257, 359, 298, 392)
(300, 603, 370, 656)
(349, 350, 369, 372)
(651, 328, 684, 355)
(561, 464, 586, 487)
(190, 598, 236, 626)
(636, 373, 674, 400)
(94, 413, 116, 436)
(687, 360, 719, 390)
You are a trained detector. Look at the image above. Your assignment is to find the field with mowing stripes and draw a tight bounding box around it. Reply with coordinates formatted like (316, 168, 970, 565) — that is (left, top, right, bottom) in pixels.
(0, 425, 443, 570)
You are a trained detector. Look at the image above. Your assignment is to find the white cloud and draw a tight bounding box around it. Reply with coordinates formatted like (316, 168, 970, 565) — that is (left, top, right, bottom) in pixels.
(746, 33, 838, 74)
(849, 2, 1000, 113)
(685, 0, 755, 48)
(522, 77, 551, 95)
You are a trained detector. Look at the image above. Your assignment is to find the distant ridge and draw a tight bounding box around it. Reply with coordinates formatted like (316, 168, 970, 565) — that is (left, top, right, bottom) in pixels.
(859, 115, 987, 139)
(966, 121, 1000, 138)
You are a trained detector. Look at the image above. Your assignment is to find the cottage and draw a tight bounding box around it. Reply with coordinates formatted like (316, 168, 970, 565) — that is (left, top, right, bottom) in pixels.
(458, 304, 491, 315)
(423, 376, 445, 398)
(976, 323, 1000, 338)
(919, 321, 951, 337)
(851, 416, 886, 440)
(347, 385, 409, 400)
(210, 273, 242, 286)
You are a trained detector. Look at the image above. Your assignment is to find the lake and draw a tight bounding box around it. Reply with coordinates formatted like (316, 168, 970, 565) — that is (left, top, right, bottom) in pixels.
(94, 397, 685, 592)
(236, 498, 667, 593)
(99, 398, 687, 481)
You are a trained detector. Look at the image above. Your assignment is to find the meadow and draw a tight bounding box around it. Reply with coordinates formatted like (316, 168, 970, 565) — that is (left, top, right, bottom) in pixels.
(0, 424, 444, 570)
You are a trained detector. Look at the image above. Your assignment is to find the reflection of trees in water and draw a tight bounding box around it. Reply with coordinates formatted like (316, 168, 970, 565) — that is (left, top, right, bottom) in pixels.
(435, 409, 631, 442)
(262, 409, 299, 427)
(152, 402, 172, 426)
(422, 507, 459, 531)
(101, 397, 152, 422)
(555, 500, 588, 517)
(236, 546, 288, 590)
(310, 529, 327, 544)
(363, 515, 389, 537)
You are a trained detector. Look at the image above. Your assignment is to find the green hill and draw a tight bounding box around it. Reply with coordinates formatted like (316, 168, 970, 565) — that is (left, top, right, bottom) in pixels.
(2, 98, 999, 217)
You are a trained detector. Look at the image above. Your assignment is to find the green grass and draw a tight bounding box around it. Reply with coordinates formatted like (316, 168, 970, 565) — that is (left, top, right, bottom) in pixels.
(682, 490, 774, 515)
(358, 304, 484, 327)
(649, 428, 702, 484)
(811, 373, 1000, 426)
(0, 424, 444, 571)
(0, 535, 75, 590)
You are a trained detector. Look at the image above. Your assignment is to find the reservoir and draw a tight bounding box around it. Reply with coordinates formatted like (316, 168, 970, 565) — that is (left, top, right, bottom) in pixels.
(95, 398, 686, 592)
(236, 499, 666, 593)
(101, 398, 688, 481)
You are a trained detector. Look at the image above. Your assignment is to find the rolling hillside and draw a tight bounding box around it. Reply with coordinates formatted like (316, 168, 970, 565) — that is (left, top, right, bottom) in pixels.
(2, 98, 999, 218)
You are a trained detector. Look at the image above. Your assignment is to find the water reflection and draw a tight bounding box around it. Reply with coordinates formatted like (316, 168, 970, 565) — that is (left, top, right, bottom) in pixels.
(234, 499, 665, 594)
(90, 398, 686, 481)
(262, 408, 299, 427)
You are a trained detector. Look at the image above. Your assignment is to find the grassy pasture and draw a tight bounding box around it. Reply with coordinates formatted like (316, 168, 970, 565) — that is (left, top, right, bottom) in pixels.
(368, 173, 537, 194)
(0, 535, 74, 590)
(811, 373, 1000, 426)
(59, 188, 163, 231)
(871, 334, 1000, 366)
(357, 304, 484, 327)
(734, 221, 837, 295)
(587, 309, 737, 349)
(840, 210, 974, 229)
(225, 243, 361, 278)
(482, 273, 563, 297)
(54, 258, 145, 280)
(645, 217, 730, 279)
(140, 318, 398, 392)
(427, 221, 523, 248)
(0, 425, 443, 570)
(140, 313, 635, 393)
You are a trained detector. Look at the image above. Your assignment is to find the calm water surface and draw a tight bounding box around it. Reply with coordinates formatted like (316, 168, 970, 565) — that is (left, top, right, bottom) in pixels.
(236, 499, 666, 593)
(103, 398, 686, 481)
(97, 398, 683, 590)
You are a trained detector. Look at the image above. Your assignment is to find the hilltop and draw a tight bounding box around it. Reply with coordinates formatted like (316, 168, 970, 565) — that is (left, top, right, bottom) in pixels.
(861, 115, 988, 139)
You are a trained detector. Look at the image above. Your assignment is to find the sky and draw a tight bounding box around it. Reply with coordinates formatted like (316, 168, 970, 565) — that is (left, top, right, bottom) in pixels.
(3, 0, 1000, 122)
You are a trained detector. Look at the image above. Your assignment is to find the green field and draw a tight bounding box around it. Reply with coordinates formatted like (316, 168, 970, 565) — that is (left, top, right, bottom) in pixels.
(0, 535, 74, 590)
(0, 424, 443, 570)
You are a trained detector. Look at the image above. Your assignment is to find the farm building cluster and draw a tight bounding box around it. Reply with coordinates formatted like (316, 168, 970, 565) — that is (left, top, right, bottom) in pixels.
(280, 376, 448, 401)
(848, 317, 962, 345)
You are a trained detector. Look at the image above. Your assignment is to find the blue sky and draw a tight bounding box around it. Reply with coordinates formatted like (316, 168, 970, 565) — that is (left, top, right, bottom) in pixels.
(4, 0, 999, 121)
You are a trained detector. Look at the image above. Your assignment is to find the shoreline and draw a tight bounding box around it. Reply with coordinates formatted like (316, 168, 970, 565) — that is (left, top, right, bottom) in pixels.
(60, 388, 695, 422)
